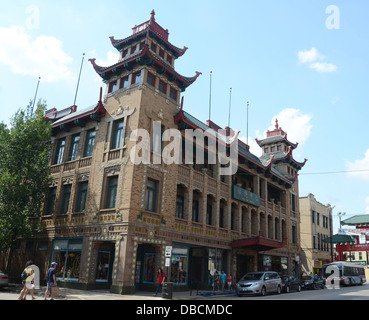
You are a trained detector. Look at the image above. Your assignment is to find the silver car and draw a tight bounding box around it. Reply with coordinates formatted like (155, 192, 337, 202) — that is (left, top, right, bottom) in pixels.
(236, 271, 282, 296)
(0, 270, 8, 288)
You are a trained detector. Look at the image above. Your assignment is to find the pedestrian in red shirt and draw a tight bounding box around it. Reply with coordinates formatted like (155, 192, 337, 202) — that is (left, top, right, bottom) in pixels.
(154, 268, 166, 296)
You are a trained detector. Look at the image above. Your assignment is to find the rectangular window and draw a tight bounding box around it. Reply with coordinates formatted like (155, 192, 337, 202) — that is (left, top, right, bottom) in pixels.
(83, 129, 96, 157)
(111, 119, 125, 150)
(54, 138, 65, 164)
(292, 225, 297, 243)
(122, 49, 128, 58)
(176, 195, 184, 219)
(147, 72, 156, 87)
(145, 178, 158, 212)
(206, 204, 212, 225)
(119, 76, 129, 90)
(105, 176, 118, 209)
(60, 184, 72, 214)
(192, 200, 199, 222)
(169, 87, 177, 101)
(132, 72, 141, 85)
(150, 42, 157, 53)
(219, 206, 224, 228)
(166, 55, 172, 65)
(316, 212, 320, 225)
(291, 194, 296, 212)
(108, 81, 117, 93)
(159, 49, 164, 58)
(68, 134, 80, 161)
(158, 80, 167, 94)
(45, 187, 57, 215)
(131, 45, 137, 54)
(312, 210, 315, 223)
(75, 181, 88, 213)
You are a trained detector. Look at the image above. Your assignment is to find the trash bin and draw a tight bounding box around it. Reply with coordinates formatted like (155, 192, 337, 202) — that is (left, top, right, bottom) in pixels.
(162, 282, 173, 299)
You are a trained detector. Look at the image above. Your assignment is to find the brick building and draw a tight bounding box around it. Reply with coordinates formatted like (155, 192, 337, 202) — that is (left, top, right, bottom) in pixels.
(6, 11, 306, 293)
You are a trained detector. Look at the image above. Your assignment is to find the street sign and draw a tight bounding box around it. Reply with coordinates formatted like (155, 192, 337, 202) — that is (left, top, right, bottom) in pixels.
(165, 246, 172, 257)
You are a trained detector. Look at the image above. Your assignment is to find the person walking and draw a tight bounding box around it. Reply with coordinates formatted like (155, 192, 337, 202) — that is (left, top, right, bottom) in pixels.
(18, 261, 37, 300)
(154, 268, 166, 297)
(227, 273, 233, 290)
(44, 262, 58, 300)
(220, 270, 227, 291)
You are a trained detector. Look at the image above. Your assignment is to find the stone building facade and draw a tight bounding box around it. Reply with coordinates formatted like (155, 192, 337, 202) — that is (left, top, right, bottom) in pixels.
(299, 193, 333, 275)
(6, 11, 306, 293)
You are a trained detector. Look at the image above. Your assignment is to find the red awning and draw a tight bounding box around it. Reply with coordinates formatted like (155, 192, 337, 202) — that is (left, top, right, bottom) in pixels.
(232, 234, 287, 251)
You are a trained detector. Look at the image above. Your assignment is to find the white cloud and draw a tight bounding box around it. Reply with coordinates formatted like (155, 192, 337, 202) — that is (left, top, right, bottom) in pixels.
(298, 47, 323, 64)
(310, 62, 338, 73)
(247, 108, 312, 159)
(297, 47, 337, 73)
(346, 149, 369, 181)
(0, 26, 73, 82)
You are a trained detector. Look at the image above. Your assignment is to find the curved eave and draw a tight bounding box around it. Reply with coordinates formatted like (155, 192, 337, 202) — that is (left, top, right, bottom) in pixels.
(256, 136, 298, 150)
(109, 27, 187, 58)
(89, 48, 201, 90)
(52, 101, 106, 133)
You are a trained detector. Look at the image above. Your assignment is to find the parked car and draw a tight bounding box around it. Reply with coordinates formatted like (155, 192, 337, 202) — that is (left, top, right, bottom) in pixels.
(0, 270, 8, 288)
(301, 275, 325, 290)
(281, 276, 301, 293)
(236, 271, 282, 296)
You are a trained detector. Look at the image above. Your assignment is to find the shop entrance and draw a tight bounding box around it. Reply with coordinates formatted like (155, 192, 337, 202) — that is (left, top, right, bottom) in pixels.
(237, 255, 254, 281)
(95, 242, 115, 286)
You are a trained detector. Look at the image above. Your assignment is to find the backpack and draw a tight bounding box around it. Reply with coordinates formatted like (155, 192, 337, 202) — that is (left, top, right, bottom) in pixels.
(21, 270, 28, 280)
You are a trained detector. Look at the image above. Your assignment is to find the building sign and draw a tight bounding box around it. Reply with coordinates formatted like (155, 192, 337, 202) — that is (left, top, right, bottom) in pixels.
(232, 185, 261, 207)
(165, 246, 172, 257)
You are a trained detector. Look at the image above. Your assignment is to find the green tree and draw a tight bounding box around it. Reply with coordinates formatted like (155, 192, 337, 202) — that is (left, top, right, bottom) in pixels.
(0, 101, 52, 254)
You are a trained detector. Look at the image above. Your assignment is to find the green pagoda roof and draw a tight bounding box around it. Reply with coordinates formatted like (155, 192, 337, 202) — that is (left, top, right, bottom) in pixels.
(341, 215, 369, 226)
(322, 233, 356, 244)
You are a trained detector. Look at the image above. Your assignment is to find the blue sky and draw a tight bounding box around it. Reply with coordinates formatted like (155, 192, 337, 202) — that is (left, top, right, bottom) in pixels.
(0, 1, 368, 232)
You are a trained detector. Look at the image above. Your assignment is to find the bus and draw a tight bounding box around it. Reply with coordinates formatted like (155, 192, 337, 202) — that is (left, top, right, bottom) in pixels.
(322, 262, 366, 287)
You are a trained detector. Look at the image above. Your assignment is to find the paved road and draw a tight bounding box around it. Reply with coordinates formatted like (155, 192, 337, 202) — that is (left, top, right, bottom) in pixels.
(212, 282, 369, 300)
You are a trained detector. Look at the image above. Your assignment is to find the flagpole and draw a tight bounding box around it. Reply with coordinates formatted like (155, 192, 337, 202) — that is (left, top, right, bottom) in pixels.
(31, 77, 41, 114)
(247, 101, 250, 145)
(74, 53, 85, 105)
(228, 88, 232, 127)
(208, 71, 212, 121)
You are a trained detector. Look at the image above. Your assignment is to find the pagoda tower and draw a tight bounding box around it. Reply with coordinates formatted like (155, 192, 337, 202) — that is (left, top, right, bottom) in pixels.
(256, 119, 307, 181)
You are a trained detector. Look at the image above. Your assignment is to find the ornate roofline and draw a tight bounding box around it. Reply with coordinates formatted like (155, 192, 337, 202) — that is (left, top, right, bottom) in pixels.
(89, 46, 201, 90)
(109, 10, 188, 58)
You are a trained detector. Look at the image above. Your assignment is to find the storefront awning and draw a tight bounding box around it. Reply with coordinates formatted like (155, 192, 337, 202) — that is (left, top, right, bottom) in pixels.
(232, 234, 287, 251)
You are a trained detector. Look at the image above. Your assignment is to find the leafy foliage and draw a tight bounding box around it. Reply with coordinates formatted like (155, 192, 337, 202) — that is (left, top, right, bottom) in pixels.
(0, 101, 52, 252)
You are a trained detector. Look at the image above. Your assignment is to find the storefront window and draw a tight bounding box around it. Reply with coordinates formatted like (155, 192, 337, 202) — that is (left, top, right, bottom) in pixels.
(171, 248, 188, 285)
(51, 239, 83, 281)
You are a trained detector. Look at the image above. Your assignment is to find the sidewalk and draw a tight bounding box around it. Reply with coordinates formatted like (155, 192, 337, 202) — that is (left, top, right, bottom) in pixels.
(8, 283, 236, 300)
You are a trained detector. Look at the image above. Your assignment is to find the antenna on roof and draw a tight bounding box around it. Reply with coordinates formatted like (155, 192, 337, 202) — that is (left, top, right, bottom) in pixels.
(246, 101, 250, 145)
(73, 53, 85, 106)
(228, 87, 232, 128)
(31, 77, 41, 114)
(208, 71, 212, 121)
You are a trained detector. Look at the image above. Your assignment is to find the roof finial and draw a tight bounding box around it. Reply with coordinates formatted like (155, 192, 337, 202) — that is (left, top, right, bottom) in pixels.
(150, 9, 156, 22)
(275, 118, 279, 129)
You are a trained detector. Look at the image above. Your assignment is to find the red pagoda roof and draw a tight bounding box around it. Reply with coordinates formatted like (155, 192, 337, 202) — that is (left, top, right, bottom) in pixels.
(89, 10, 200, 91)
(110, 10, 188, 58)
